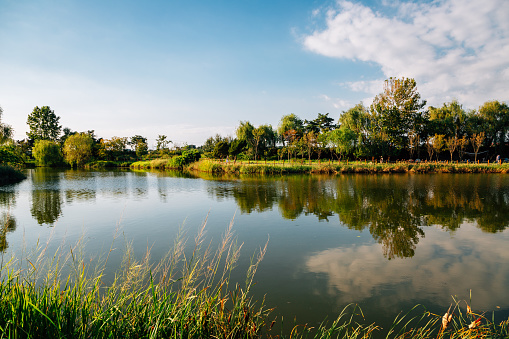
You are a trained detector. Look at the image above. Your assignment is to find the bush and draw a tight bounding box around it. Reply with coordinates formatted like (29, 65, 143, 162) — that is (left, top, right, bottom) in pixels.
(32, 140, 62, 166)
(0, 165, 26, 186)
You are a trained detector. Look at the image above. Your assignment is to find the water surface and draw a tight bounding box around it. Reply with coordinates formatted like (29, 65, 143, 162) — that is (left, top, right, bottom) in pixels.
(1, 168, 508, 333)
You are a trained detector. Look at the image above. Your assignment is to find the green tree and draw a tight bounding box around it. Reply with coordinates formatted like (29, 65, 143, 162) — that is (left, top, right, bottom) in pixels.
(339, 103, 370, 157)
(431, 134, 445, 160)
(304, 113, 336, 134)
(63, 133, 94, 167)
(32, 140, 62, 166)
(213, 140, 230, 159)
(471, 132, 485, 162)
(59, 127, 76, 146)
(370, 77, 427, 153)
(236, 121, 255, 149)
(477, 100, 509, 155)
(428, 100, 467, 138)
(228, 139, 247, 161)
(156, 135, 171, 155)
(326, 126, 356, 160)
(277, 114, 303, 145)
(0, 106, 13, 144)
(252, 125, 276, 160)
(101, 137, 128, 160)
(302, 131, 317, 163)
(26, 106, 62, 142)
(130, 135, 148, 158)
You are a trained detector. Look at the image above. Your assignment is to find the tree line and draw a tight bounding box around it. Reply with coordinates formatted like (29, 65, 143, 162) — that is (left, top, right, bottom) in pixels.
(203, 77, 509, 163)
(0, 105, 190, 167)
(1, 76, 509, 168)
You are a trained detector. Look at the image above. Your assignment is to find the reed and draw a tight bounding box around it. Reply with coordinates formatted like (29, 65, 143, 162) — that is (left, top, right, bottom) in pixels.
(0, 218, 507, 338)
(187, 159, 509, 175)
(0, 218, 272, 338)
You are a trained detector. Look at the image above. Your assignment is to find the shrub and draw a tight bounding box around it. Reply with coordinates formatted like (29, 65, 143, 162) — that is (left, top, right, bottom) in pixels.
(32, 140, 62, 166)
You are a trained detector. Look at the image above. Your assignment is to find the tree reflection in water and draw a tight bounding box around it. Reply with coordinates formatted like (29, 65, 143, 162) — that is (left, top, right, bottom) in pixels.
(206, 174, 509, 260)
(0, 212, 16, 252)
(30, 168, 63, 226)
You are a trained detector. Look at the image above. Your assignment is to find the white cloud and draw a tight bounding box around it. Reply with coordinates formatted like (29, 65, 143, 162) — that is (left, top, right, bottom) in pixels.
(318, 94, 351, 109)
(305, 224, 509, 310)
(303, 0, 509, 108)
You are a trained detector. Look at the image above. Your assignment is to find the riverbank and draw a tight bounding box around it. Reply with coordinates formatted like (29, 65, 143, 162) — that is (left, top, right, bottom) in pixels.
(0, 165, 26, 186)
(187, 159, 509, 175)
(0, 226, 507, 338)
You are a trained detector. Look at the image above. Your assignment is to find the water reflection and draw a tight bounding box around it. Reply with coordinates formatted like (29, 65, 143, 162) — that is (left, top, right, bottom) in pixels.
(205, 174, 509, 259)
(0, 212, 16, 252)
(305, 226, 509, 312)
(30, 168, 63, 226)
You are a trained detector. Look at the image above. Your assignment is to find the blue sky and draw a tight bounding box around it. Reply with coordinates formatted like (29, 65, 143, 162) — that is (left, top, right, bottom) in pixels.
(1, 0, 508, 147)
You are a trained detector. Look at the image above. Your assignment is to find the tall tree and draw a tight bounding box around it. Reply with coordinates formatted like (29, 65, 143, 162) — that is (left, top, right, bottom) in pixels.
(0, 106, 13, 144)
(32, 140, 62, 166)
(252, 126, 267, 161)
(277, 114, 303, 145)
(130, 135, 148, 158)
(370, 77, 427, 153)
(156, 135, 171, 154)
(26, 106, 62, 142)
(326, 126, 356, 160)
(428, 100, 467, 138)
(477, 100, 509, 155)
(59, 127, 76, 146)
(63, 133, 94, 167)
(339, 103, 370, 157)
(305, 113, 336, 134)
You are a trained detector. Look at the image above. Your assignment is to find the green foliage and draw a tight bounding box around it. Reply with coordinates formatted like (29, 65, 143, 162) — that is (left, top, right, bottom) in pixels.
(130, 135, 148, 158)
(370, 77, 427, 152)
(131, 150, 201, 170)
(0, 224, 270, 338)
(155, 134, 171, 155)
(235, 121, 255, 147)
(304, 112, 336, 134)
(26, 106, 62, 142)
(229, 139, 247, 159)
(0, 165, 26, 186)
(477, 100, 509, 154)
(99, 136, 128, 160)
(63, 133, 94, 167)
(0, 145, 24, 167)
(213, 140, 230, 159)
(0, 106, 13, 144)
(326, 127, 357, 159)
(278, 113, 303, 144)
(32, 140, 62, 166)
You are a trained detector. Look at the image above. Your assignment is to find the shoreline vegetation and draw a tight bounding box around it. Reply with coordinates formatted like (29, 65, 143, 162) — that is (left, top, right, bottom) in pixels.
(0, 223, 507, 338)
(131, 158, 509, 175)
(0, 165, 26, 186)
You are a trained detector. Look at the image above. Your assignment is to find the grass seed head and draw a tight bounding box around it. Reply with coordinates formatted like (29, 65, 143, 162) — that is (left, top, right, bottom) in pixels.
(442, 312, 453, 329)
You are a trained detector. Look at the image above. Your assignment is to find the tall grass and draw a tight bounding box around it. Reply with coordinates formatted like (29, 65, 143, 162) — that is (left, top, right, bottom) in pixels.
(0, 218, 272, 338)
(0, 217, 507, 338)
(187, 159, 509, 175)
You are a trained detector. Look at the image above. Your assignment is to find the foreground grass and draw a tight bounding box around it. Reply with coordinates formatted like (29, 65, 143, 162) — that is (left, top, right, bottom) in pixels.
(188, 159, 509, 175)
(0, 220, 507, 338)
(0, 165, 26, 186)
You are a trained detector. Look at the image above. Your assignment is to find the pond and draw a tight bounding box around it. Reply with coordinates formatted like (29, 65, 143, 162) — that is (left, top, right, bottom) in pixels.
(1, 168, 509, 334)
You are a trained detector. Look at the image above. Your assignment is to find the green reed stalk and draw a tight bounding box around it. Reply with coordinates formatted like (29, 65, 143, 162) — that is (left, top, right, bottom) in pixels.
(0, 217, 507, 338)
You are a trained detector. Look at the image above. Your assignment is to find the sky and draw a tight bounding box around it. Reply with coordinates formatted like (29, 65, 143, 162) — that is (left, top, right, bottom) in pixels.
(1, 0, 508, 147)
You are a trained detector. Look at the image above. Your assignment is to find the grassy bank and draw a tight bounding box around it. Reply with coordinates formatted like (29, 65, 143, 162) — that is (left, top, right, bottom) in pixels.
(0, 165, 26, 186)
(187, 159, 509, 175)
(0, 221, 507, 338)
